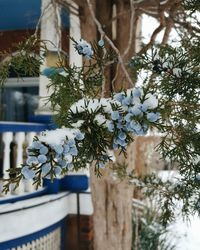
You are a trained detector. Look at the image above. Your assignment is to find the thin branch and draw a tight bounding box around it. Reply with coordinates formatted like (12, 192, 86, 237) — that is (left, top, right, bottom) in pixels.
(134, 0, 180, 10)
(174, 19, 200, 34)
(52, 0, 62, 50)
(137, 0, 184, 53)
(138, 15, 165, 55)
(161, 21, 173, 44)
(34, 1, 52, 38)
(86, 0, 134, 87)
(139, 8, 160, 17)
(122, 0, 135, 58)
(60, 0, 84, 8)
(161, 1, 179, 44)
(136, 0, 182, 17)
(138, 5, 200, 40)
(111, 62, 120, 91)
(56, 0, 80, 16)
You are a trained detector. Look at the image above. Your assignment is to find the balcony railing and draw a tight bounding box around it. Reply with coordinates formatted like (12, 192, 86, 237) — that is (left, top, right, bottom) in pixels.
(0, 121, 50, 196)
(0, 121, 93, 249)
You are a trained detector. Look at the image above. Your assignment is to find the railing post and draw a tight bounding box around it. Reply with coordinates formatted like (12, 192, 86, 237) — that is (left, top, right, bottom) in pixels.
(15, 132, 26, 167)
(1, 132, 13, 195)
(26, 132, 37, 146)
(12, 132, 26, 195)
(24, 132, 37, 192)
(0, 122, 49, 195)
(2, 132, 13, 179)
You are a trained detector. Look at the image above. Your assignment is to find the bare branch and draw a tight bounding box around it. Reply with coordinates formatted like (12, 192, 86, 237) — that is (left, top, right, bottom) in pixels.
(138, 11, 165, 55)
(174, 19, 200, 34)
(59, 0, 84, 8)
(52, 0, 62, 49)
(161, 1, 180, 44)
(122, 0, 136, 58)
(56, 0, 79, 16)
(86, 0, 134, 87)
(135, 0, 194, 52)
(134, 0, 181, 10)
(34, 1, 52, 37)
(161, 20, 173, 44)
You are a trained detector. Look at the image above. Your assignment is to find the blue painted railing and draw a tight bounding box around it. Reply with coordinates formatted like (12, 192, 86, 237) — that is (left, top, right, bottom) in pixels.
(0, 175, 89, 205)
(0, 219, 66, 250)
(0, 121, 50, 132)
(0, 191, 92, 250)
(0, 192, 71, 250)
(0, 120, 89, 199)
(0, 120, 89, 193)
(0, 120, 90, 250)
(0, 187, 48, 205)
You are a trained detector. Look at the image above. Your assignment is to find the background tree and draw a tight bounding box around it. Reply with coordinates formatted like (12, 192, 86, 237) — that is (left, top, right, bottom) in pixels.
(56, 1, 198, 249)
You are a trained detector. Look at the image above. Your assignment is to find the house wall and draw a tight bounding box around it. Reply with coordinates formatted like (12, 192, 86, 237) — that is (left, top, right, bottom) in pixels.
(0, 29, 69, 55)
(0, 30, 35, 53)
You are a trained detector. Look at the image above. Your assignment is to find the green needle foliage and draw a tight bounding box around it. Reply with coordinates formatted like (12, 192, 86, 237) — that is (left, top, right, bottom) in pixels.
(0, 36, 44, 86)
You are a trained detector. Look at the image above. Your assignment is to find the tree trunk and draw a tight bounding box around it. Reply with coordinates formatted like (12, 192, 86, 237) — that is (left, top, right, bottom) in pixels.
(90, 141, 136, 250)
(78, 1, 140, 249)
(90, 168, 134, 250)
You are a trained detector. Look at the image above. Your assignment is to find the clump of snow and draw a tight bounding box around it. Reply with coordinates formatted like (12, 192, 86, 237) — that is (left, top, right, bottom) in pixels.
(94, 114, 107, 126)
(143, 93, 158, 109)
(39, 128, 77, 145)
(70, 98, 112, 114)
(70, 99, 87, 113)
(69, 88, 158, 117)
(75, 39, 93, 59)
(99, 98, 112, 113)
(59, 70, 68, 77)
(172, 68, 182, 77)
(195, 173, 200, 181)
(106, 149, 116, 162)
(71, 120, 85, 128)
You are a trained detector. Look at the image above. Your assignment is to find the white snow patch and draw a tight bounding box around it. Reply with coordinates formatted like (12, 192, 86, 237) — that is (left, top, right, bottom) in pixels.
(94, 114, 107, 126)
(70, 98, 112, 114)
(168, 214, 200, 250)
(173, 68, 182, 77)
(143, 93, 158, 109)
(71, 120, 85, 128)
(107, 150, 116, 162)
(39, 128, 77, 145)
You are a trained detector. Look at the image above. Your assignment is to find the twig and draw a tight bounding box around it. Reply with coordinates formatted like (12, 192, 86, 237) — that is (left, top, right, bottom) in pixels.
(138, 21, 165, 55)
(56, 0, 79, 16)
(34, 0, 62, 50)
(51, 0, 62, 50)
(174, 19, 200, 35)
(161, 1, 180, 44)
(34, 1, 52, 38)
(86, 0, 134, 87)
(122, 0, 135, 58)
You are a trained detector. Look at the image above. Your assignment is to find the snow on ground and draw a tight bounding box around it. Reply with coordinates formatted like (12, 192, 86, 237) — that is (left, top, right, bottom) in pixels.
(158, 171, 200, 250)
(169, 214, 200, 250)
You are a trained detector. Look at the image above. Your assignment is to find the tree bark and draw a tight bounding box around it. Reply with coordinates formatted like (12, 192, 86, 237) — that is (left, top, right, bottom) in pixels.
(77, 1, 140, 249)
(90, 167, 134, 250)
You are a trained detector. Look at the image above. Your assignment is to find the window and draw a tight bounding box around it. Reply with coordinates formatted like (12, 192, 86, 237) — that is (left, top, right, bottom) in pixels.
(0, 78, 39, 122)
